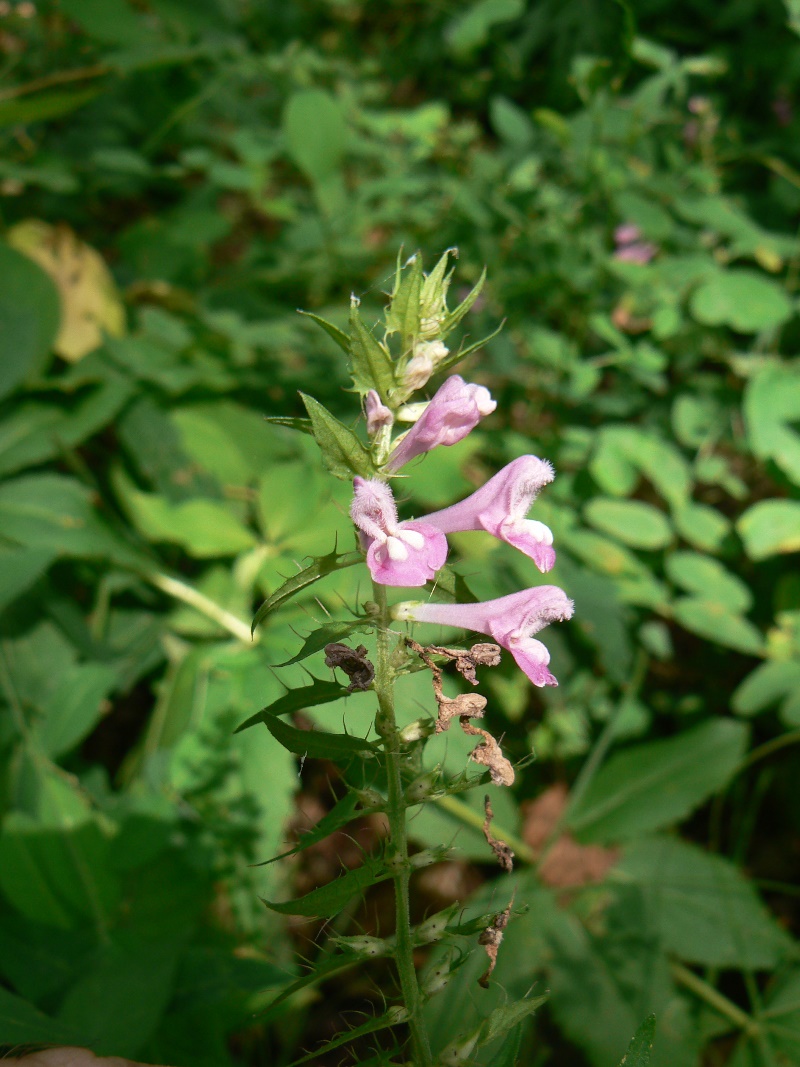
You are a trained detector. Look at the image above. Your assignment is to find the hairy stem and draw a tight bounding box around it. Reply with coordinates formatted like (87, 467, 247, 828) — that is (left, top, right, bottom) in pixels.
(372, 581, 434, 1067)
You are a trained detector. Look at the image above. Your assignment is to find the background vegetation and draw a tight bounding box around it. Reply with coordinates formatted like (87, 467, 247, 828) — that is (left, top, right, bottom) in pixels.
(1, 0, 800, 1064)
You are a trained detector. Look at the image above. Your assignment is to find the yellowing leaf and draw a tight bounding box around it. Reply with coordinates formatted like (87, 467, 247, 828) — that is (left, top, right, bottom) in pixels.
(7, 220, 125, 362)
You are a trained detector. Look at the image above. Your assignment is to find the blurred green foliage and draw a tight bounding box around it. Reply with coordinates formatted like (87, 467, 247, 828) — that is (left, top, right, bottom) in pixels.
(1, 0, 800, 1064)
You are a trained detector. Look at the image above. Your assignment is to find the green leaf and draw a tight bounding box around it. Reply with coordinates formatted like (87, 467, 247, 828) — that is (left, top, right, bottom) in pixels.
(445, 0, 525, 55)
(737, 500, 800, 560)
(251, 548, 362, 633)
(300, 393, 377, 480)
(732, 660, 800, 716)
(288, 1007, 408, 1066)
(671, 597, 764, 655)
(0, 546, 55, 613)
(665, 551, 752, 612)
(584, 498, 673, 550)
(283, 89, 346, 183)
(567, 719, 748, 843)
(744, 361, 800, 487)
(0, 987, 81, 1047)
(253, 792, 363, 865)
(0, 241, 60, 398)
(385, 251, 424, 346)
(262, 857, 390, 917)
(298, 310, 350, 352)
(435, 320, 504, 375)
(32, 662, 116, 759)
(441, 264, 486, 335)
(477, 996, 548, 1047)
(0, 87, 102, 128)
(347, 307, 396, 398)
(263, 415, 314, 435)
(263, 712, 377, 762)
(619, 1015, 656, 1066)
(0, 473, 139, 564)
(234, 678, 354, 734)
(114, 470, 256, 557)
(673, 501, 731, 552)
(689, 269, 793, 332)
(273, 619, 372, 666)
(620, 837, 792, 969)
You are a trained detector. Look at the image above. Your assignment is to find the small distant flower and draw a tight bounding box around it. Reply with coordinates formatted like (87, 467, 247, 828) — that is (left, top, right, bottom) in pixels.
(386, 375, 496, 471)
(423, 455, 556, 572)
(393, 585, 573, 687)
(403, 339, 449, 392)
(350, 477, 448, 586)
(365, 390, 393, 435)
(614, 222, 658, 265)
(614, 223, 641, 246)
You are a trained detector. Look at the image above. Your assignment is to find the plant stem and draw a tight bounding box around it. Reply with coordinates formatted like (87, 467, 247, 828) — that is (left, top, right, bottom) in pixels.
(147, 570, 256, 644)
(372, 580, 434, 1067)
(671, 962, 759, 1038)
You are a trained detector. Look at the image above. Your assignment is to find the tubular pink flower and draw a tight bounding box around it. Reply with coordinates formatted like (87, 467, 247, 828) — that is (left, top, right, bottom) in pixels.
(393, 586, 573, 687)
(350, 477, 448, 587)
(422, 455, 556, 572)
(385, 375, 496, 471)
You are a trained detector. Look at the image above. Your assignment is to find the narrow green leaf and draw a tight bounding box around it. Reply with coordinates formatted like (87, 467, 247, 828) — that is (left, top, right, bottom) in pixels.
(434, 321, 504, 376)
(386, 253, 423, 346)
(251, 548, 362, 633)
(273, 619, 372, 667)
(263, 712, 378, 762)
(440, 266, 487, 336)
(300, 392, 377, 480)
(298, 310, 350, 353)
(263, 415, 313, 435)
(348, 306, 396, 397)
(477, 995, 549, 1048)
(289, 1007, 408, 1066)
(258, 954, 361, 1021)
(253, 792, 363, 865)
(619, 1014, 656, 1066)
(234, 678, 354, 733)
(0, 986, 82, 1046)
(262, 857, 390, 916)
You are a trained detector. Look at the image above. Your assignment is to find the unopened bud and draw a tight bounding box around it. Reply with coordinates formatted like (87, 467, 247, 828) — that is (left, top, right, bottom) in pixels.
(404, 769, 440, 803)
(399, 718, 435, 744)
(415, 905, 457, 944)
(421, 962, 452, 996)
(402, 340, 449, 392)
(332, 934, 390, 958)
(409, 845, 450, 870)
(439, 1031, 480, 1065)
(365, 389, 393, 435)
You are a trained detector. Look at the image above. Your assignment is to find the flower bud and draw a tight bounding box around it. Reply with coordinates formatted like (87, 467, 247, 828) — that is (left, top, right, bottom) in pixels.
(399, 718, 435, 744)
(415, 905, 457, 944)
(421, 961, 452, 996)
(402, 340, 449, 393)
(404, 769, 440, 803)
(365, 389, 393, 435)
(332, 934, 390, 958)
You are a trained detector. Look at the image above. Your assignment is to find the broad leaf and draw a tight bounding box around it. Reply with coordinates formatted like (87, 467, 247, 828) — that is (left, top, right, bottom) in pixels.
(737, 500, 800, 560)
(300, 393, 377, 479)
(298, 309, 350, 353)
(0, 241, 59, 397)
(568, 719, 748, 842)
(347, 306, 396, 397)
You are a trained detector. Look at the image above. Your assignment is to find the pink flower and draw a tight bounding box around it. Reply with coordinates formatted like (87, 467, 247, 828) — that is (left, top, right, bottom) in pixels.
(614, 223, 641, 245)
(364, 389, 393, 435)
(350, 477, 448, 587)
(422, 455, 556, 572)
(615, 242, 658, 265)
(393, 586, 573, 687)
(386, 375, 496, 471)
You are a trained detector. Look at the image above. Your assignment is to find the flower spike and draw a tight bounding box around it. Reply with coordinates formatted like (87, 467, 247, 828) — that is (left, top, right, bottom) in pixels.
(350, 477, 447, 587)
(423, 455, 556, 572)
(393, 586, 573, 687)
(386, 375, 496, 471)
